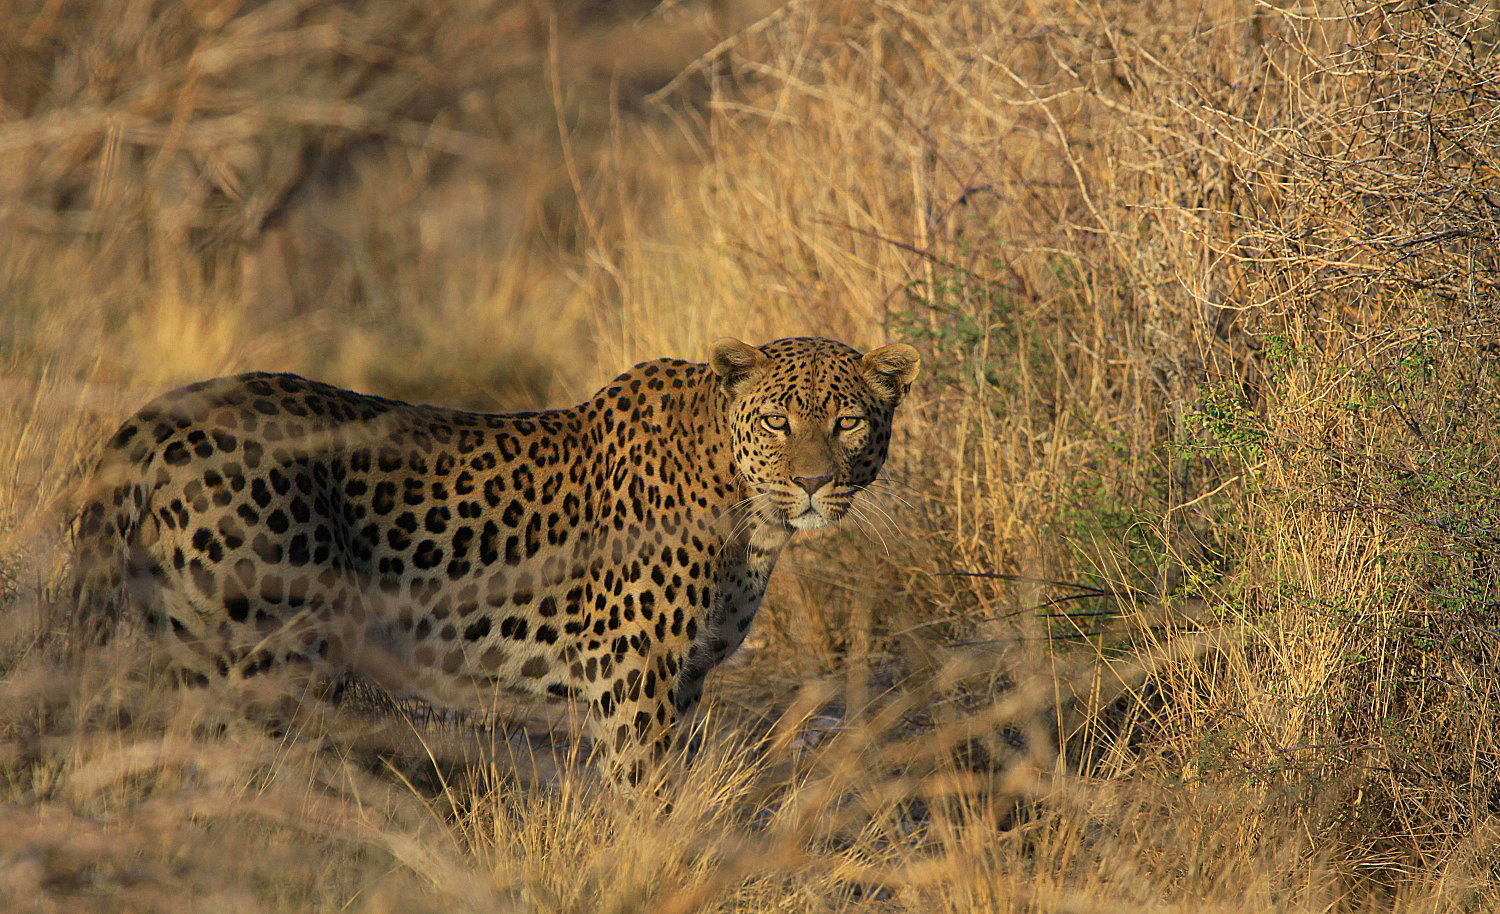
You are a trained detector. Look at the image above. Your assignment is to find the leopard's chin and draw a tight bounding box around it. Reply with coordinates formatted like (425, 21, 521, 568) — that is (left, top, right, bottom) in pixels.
(787, 509, 832, 532)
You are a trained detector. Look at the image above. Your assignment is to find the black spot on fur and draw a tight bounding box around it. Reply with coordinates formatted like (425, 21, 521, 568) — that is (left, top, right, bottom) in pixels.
(463, 617, 491, 641)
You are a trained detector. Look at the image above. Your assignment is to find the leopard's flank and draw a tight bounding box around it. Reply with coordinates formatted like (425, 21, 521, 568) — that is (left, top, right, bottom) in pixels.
(73, 337, 920, 777)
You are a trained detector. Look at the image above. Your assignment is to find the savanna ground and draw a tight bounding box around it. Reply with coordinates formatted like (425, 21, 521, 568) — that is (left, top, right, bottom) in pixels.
(3, 0, 1499, 910)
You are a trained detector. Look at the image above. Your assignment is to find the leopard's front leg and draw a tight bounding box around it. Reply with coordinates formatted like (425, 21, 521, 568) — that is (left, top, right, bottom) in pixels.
(587, 647, 684, 786)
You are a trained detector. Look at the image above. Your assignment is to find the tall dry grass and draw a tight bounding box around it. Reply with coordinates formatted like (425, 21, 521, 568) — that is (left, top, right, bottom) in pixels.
(3, 0, 1499, 910)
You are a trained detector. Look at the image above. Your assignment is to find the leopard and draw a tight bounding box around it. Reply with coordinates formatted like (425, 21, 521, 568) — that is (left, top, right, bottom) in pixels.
(71, 336, 920, 778)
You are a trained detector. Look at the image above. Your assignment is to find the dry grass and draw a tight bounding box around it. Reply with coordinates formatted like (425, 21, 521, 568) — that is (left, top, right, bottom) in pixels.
(4, 0, 1500, 910)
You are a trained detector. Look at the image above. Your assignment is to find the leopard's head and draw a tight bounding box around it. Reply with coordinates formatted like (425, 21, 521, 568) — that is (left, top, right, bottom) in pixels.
(712, 337, 920, 532)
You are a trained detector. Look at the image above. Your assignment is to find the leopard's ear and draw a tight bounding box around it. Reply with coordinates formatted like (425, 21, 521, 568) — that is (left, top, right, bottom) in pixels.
(710, 338, 769, 398)
(860, 343, 921, 403)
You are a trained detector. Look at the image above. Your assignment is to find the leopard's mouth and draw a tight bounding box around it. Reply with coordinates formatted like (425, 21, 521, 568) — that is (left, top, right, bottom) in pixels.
(787, 507, 829, 532)
(753, 496, 825, 532)
(787, 494, 844, 531)
(746, 481, 846, 531)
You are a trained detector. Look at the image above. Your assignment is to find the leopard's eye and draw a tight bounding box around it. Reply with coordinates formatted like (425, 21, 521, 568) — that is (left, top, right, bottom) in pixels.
(761, 414, 788, 433)
(834, 416, 865, 433)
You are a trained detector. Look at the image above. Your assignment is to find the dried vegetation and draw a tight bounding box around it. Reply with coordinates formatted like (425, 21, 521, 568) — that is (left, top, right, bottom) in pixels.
(3, 0, 1499, 910)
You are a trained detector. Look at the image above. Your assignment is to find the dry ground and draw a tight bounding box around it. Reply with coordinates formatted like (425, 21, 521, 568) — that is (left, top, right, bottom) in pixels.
(3, 0, 1499, 911)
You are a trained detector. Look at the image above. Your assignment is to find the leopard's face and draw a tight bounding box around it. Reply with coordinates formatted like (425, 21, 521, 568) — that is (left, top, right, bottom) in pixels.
(712, 337, 920, 532)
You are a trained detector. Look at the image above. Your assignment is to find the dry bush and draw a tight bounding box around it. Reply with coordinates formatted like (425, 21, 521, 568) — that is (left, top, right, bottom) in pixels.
(0, 0, 758, 401)
(1057, 0, 1500, 884)
(587, 0, 1500, 901)
(3, 0, 1500, 911)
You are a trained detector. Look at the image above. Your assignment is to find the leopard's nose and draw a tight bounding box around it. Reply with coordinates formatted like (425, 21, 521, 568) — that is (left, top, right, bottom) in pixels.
(791, 475, 833, 495)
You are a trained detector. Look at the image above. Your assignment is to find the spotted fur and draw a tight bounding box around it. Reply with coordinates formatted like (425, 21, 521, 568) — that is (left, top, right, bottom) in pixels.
(72, 337, 920, 775)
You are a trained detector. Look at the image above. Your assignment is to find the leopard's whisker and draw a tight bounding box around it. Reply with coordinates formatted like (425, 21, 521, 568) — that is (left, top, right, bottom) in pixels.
(864, 479, 919, 512)
(852, 493, 904, 537)
(846, 502, 893, 559)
